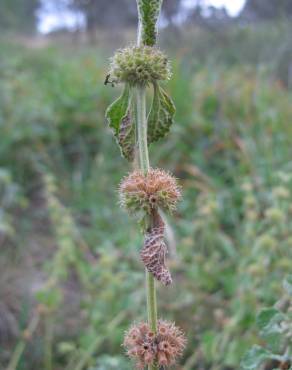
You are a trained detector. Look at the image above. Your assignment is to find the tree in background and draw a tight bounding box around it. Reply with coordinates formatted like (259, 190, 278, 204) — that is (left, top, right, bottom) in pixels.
(162, 0, 183, 25)
(242, 0, 292, 20)
(69, 0, 137, 38)
(0, 0, 39, 33)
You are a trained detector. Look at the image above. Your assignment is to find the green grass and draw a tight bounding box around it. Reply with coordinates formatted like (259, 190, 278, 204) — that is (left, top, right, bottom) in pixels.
(1, 24, 292, 369)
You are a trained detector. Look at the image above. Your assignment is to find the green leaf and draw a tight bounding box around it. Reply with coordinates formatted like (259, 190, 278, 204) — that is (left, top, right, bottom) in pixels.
(137, 0, 162, 46)
(118, 108, 135, 161)
(256, 308, 286, 352)
(240, 345, 276, 370)
(148, 83, 176, 144)
(105, 84, 135, 161)
(283, 275, 292, 296)
(105, 84, 130, 137)
(257, 308, 285, 334)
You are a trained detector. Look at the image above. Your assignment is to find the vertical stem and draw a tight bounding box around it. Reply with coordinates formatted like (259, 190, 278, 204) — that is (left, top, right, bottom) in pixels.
(6, 313, 40, 370)
(136, 86, 158, 370)
(136, 87, 150, 173)
(136, 3, 163, 368)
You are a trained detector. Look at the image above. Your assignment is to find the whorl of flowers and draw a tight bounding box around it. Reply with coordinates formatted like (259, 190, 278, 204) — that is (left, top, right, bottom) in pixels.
(109, 46, 171, 86)
(123, 320, 186, 369)
(119, 168, 181, 215)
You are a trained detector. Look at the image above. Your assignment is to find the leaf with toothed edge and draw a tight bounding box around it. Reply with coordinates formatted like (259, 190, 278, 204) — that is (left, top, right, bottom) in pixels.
(105, 84, 130, 137)
(118, 107, 136, 161)
(105, 84, 135, 161)
(147, 82, 176, 144)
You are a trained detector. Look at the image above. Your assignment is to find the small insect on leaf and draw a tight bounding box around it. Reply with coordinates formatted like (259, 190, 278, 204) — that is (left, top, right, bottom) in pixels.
(104, 74, 115, 87)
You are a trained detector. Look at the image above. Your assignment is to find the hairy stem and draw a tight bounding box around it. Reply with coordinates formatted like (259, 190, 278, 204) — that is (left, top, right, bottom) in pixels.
(6, 312, 40, 370)
(136, 3, 163, 369)
(136, 86, 158, 370)
(136, 87, 150, 173)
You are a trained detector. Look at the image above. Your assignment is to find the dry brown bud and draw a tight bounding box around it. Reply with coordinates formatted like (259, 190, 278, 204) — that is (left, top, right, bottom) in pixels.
(119, 168, 181, 215)
(123, 320, 186, 368)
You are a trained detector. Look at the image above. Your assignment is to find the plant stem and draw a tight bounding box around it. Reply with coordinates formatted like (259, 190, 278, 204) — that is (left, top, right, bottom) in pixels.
(136, 86, 158, 370)
(136, 87, 150, 173)
(136, 3, 162, 368)
(6, 312, 40, 370)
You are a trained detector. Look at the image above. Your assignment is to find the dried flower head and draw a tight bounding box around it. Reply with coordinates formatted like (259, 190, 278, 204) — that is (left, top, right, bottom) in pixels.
(109, 46, 171, 86)
(123, 320, 186, 369)
(119, 168, 181, 215)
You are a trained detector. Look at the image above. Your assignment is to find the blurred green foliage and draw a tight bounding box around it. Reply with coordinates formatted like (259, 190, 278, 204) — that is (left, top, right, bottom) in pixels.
(241, 276, 292, 369)
(1, 22, 292, 369)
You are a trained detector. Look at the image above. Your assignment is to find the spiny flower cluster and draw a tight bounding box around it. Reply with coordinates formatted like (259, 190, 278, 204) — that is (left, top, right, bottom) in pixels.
(119, 168, 181, 215)
(109, 46, 171, 86)
(123, 320, 186, 369)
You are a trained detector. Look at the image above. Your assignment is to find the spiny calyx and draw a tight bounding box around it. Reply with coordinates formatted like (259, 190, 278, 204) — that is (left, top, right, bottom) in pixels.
(123, 320, 186, 369)
(109, 46, 171, 86)
(119, 168, 181, 215)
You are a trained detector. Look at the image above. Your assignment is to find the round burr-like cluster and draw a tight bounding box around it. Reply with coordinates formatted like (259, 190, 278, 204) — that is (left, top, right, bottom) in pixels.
(123, 320, 186, 369)
(119, 168, 181, 215)
(109, 46, 171, 86)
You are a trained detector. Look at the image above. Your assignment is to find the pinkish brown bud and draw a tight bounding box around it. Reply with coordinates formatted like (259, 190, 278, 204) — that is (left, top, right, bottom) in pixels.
(119, 168, 181, 215)
(123, 320, 186, 369)
(157, 350, 168, 366)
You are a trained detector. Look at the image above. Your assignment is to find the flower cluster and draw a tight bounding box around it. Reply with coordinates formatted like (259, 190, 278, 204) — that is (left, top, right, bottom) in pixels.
(119, 168, 181, 215)
(123, 320, 186, 369)
(109, 46, 171, 86)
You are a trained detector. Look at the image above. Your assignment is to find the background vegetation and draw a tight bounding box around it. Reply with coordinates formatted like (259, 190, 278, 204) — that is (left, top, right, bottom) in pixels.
(1, 1, 292, 369)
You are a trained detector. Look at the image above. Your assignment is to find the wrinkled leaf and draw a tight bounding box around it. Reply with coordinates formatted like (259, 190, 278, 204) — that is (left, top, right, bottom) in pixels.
(148, 83, 175, 144)
(240, 345, 283, 370)
(257, 308, 285, 334)
(256, 308, 286, 352)
(105, 84, 135, 161)
(105, 84, 130, 137)
(118, 108, 135, 161)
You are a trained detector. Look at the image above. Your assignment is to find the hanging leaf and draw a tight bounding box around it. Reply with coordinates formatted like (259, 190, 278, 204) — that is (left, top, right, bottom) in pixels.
(105, 84, 130, 137)
(147, 83, 160, 142)
(148, 83, 176, 144)
(118, 108, 136, 161)
(105, 84, 135, 161)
